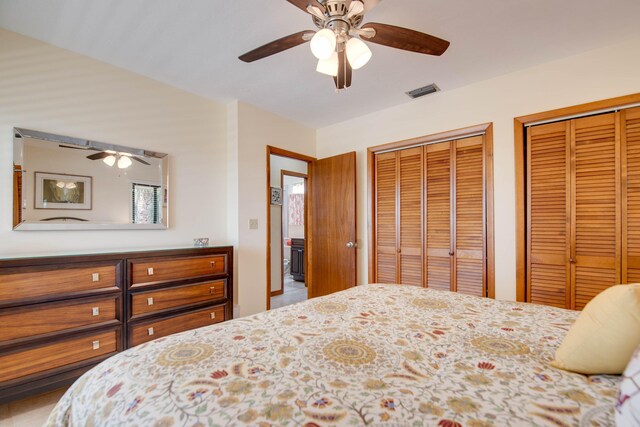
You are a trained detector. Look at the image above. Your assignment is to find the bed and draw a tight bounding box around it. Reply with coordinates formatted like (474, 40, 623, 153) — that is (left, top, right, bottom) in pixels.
(46, 284, 619, 426)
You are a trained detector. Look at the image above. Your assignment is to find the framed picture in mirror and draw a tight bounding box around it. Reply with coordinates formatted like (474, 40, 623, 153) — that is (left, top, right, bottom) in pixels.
(34, 172, 92, 210)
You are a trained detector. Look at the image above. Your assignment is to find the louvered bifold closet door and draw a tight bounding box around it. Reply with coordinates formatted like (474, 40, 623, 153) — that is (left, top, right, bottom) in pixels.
(454, 136, 485, 296)
(399, 148, 423, 285)
(527, 122, 571, 308)
(571, 113, 621, 310)
(375, 152, 398, 283)
(425, 141, 452, 291)
(624, 107, 640, 283)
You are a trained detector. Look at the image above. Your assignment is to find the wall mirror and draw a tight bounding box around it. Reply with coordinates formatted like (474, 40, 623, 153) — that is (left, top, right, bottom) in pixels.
(12, 128, 169, 230)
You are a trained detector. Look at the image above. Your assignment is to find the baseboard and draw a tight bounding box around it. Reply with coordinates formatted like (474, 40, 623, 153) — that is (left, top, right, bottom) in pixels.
(270, 289, 284, 297)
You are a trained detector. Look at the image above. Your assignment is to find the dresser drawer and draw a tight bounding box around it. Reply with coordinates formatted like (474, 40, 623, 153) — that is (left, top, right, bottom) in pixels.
(0, 263, 119, 306)
(0, 296, 120, 344)
(129, 305, 226, 347)
(130, 255, 227, 287)
(131, 280, 226, 318)
(0, 330, 118, 383)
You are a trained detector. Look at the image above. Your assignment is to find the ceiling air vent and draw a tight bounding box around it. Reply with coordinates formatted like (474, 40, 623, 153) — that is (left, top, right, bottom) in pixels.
(406, 83, 440, 99)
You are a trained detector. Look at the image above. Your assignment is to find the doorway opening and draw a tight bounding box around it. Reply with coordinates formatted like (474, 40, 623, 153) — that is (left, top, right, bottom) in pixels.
(272, 171, 308, 309)
(266, 147, 315, 310)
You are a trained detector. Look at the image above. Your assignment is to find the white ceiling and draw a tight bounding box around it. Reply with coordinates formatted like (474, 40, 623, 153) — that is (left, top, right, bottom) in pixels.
(1, 0, 639, 128)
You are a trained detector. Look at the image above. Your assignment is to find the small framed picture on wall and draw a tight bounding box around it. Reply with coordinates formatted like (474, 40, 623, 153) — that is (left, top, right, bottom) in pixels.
(270, 187, 283, 205)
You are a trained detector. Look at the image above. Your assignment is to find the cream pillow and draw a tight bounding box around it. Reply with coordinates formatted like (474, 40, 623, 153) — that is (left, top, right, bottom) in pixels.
(550, 284, 640, 375)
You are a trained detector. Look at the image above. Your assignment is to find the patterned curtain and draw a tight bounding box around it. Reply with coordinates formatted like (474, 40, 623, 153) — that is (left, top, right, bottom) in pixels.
(288, 194, 304, 226)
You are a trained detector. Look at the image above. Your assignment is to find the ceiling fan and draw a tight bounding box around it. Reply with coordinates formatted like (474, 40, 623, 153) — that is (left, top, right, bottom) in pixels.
(238, 0, 450, 90)
(59, 145, 150, 168)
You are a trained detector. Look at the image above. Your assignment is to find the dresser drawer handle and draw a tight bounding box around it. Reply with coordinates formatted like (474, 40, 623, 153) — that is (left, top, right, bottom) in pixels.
(210, 312, 216, 319)
(147, 297, 154, 306)
(210, 261, 216, 267)
(92, 273, 100, 282)
(92, 307, 100, 316)
(147, 267, 154, 276)
(92, 340, 100, 350)
(148, 327, 154, 336)
(209, 286, 217, 294)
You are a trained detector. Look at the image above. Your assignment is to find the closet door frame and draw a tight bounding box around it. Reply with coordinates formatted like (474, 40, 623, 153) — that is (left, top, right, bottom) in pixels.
(515, 93, 640, 302)
(367, 122, 495, 297)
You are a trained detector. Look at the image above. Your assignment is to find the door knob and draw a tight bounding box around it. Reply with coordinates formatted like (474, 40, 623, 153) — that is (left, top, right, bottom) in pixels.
(346, 241, 358, 249)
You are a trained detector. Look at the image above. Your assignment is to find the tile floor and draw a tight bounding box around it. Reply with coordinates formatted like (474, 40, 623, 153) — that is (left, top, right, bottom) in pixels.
(0, 387, 66, 427)
(271, 275, 307, 309)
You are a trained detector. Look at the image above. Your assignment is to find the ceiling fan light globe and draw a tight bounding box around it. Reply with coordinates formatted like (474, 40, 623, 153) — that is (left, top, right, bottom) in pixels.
(316, 52, 339, 76)
(103, 155, 116, 166)
(310, 29, 336, 60)
(346, 37, 372, 69)
(117, 155, 132, 169)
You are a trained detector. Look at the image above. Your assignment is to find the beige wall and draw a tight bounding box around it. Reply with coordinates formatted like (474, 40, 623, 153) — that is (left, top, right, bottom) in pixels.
(269, 155, 308, 293)
(316, 35, 640, 301)
(0, 29, 228, 256)
(231, 102, 315, 316)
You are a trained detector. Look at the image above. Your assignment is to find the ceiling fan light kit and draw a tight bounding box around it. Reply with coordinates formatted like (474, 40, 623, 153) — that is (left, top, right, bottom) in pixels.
(310, 28, 337, 59)
(345, 37, 371, 70)
(239, 0, 450, 90)
(316, 52, 339, 76)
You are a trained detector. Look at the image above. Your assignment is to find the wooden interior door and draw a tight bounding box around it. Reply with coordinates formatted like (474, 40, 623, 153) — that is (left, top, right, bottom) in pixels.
(571, 113, 621, 309)
(454, 136, 485, 296)
(624, 106, 640, 283)
(527, 121, 571, 308)
(374, 152, 398, 283)
(13, 165, 22, 228)
(399, 147, 423, 285)
(425, 141, 452, 291)
(310, 152, 357, 297)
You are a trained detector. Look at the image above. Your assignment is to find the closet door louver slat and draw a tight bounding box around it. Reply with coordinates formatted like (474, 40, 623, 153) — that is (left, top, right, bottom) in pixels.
(399, 148, 423, 286)
(527, 121, 570, 308)
(426, 142, 453, 291)
(455, 136, 485, 296)
(375, 152, 398, 283)
(572, 113, 620, 310)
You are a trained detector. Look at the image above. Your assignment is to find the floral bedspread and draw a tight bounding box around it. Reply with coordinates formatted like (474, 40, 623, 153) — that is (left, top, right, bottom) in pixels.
(46, 284, 619, 426)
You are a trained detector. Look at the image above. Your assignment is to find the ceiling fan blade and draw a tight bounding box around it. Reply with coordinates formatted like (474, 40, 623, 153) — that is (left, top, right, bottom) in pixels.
(333, 50, 352, 90)
(131, 156, 150, 165)
(360, 22, 450, 56)
(87, 152, 110, 160)
(286, 0, 325, 13)
(239, 30, 316, 63)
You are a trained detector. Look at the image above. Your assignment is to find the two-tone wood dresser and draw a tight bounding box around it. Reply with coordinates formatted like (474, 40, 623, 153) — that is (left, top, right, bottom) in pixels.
(0, 246, 233, 403)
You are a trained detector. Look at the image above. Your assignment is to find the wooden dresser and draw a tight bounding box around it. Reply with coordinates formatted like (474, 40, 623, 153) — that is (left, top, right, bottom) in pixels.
(0, 246, 233, 403)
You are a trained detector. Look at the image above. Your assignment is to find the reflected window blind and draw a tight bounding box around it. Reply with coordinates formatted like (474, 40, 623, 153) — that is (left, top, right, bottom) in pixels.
(132, 183, 160, 224)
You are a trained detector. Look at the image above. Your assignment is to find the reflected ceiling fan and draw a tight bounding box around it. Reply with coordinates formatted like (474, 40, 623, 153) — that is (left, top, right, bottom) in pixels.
(239, 0, 450, 90)
(59, 145, 150, 168)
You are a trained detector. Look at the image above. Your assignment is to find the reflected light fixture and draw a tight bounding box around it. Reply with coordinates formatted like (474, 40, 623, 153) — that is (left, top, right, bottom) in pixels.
(56, 181, 77, 189)
(103, 155, 116, 166)
(117, 155, 133, 169)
